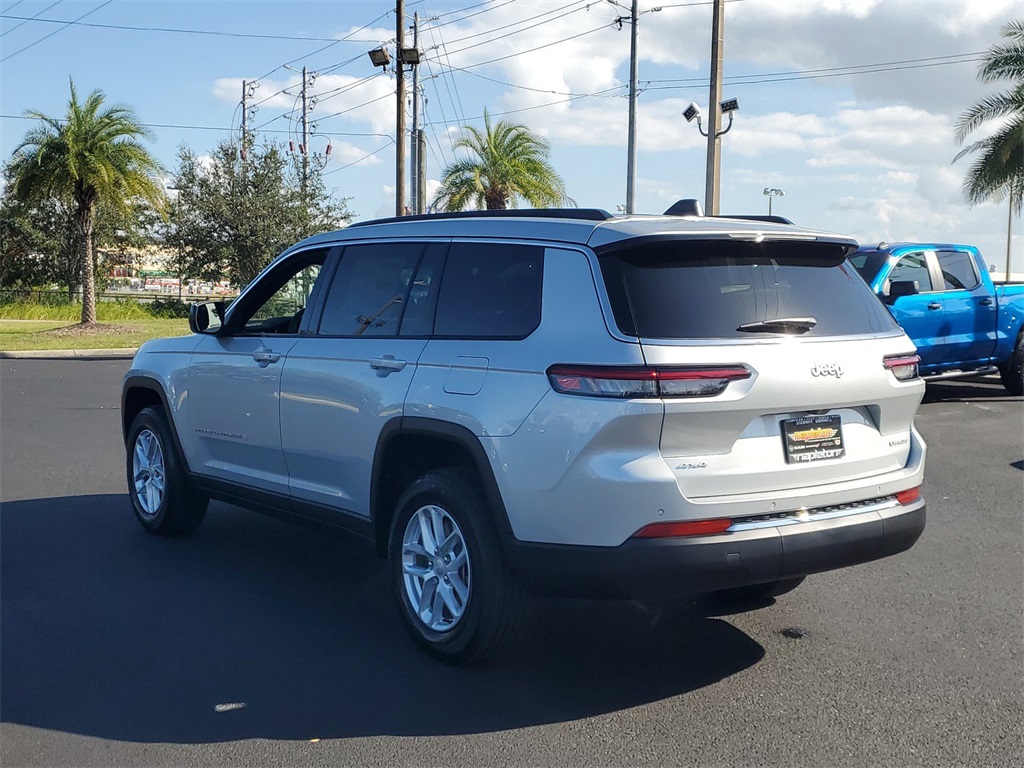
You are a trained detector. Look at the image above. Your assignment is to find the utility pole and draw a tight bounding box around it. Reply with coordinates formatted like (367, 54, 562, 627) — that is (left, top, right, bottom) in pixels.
(705, 0, 725, 215)
(418, 128, 426, 214)
(625, 0, 639, 214)
(241, 80, 248, 146)
(301, 65, 310, 195)
(1007, 198, 1015, 283)
(410, 12, 421, 214)
(396, 0, 406, 216)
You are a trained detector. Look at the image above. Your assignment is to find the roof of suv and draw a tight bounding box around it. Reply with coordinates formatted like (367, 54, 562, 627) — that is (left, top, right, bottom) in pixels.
(291, 207, 860, 253)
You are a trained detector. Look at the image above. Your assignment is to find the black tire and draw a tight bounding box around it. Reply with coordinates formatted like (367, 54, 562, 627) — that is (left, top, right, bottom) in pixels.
(388, 468, 525, 664)
(999, 332, 1024, 396)
(126, 406, 207, 535)
(716, 576, 806, 603)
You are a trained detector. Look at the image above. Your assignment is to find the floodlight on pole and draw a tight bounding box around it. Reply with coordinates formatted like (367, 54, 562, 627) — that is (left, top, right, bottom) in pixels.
(367, 47, 391, 69)
(763, 187, 785, 215)
(686, 97, 739, 139)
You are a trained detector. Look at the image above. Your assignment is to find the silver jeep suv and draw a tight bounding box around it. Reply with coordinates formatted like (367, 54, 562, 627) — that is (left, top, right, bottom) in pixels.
(122, 204, 927, 662)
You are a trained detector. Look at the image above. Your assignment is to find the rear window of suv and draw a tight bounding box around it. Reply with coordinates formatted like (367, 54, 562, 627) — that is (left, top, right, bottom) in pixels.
(598, 238, 899, 339)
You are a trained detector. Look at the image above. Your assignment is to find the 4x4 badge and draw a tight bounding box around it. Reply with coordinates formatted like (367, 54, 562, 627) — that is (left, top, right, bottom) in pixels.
(811, 362, 843, 378)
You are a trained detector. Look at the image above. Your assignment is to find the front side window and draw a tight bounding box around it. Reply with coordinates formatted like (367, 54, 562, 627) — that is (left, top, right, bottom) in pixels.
(433, 242, 544, 339)
(937, 250, 980, 290)
(234, 248, 329, 334)
(317, 243, 424, 336)
(598, 238, 898, 339)
(888, 252, 934, 292)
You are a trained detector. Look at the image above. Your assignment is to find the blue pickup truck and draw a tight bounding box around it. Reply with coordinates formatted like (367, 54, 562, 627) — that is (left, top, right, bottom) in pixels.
(851, 243, 1024, 395)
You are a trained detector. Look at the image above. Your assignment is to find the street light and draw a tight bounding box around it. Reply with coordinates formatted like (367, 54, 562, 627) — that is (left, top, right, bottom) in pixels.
(763, 187, 785, 215)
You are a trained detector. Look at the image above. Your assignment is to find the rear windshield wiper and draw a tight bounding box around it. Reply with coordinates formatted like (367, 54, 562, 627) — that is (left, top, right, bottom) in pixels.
(736, 317, 817, 334)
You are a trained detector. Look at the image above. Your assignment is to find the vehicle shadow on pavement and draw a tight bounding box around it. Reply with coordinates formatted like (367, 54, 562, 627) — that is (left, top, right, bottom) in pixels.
(921, 377, 1020, 403)
(1, 494, 764, 744)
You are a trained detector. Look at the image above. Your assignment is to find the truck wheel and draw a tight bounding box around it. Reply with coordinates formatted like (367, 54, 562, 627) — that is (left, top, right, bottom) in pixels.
(388, 468, 525, 664)
(717, 576, 806, 603)
(126, 406, 207, 535)
(999, 332, 1024, 396)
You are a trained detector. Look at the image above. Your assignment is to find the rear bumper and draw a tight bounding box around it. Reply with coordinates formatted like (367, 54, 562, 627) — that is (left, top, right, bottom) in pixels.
(502, 499, 925, 599)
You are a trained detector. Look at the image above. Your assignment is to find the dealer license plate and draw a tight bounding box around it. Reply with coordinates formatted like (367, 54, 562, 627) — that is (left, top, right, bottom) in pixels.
(781, 414, 845, 463)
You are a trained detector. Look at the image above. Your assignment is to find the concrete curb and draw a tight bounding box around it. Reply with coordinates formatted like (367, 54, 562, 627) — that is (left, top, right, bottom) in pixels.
(0, 348, 137, 360)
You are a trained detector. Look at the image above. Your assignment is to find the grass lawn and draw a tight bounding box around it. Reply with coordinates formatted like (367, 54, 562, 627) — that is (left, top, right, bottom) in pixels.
(0, 319, 190, 351)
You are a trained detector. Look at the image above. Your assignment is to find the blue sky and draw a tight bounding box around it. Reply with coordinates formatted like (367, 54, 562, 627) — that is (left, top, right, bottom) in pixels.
(2, 0, 1021, 273)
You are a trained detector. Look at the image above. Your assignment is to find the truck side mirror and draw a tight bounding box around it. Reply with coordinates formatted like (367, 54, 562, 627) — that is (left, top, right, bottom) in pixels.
(189, 301, 225, 334)
(884, 280, 920, 304)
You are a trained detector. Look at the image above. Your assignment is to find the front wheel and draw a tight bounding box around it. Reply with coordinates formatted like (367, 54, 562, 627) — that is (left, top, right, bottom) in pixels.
(999, 332, 1024, 396)
(126, 406, 207, 535)
(388, 469, 524, 664)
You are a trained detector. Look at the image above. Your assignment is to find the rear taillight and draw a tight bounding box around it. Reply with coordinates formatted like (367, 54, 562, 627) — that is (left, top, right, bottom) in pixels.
(884, 354, 920, 381)
(547, 365, 751, 398)
(632, 518, 733, 538)
(896, 486, 921, 505)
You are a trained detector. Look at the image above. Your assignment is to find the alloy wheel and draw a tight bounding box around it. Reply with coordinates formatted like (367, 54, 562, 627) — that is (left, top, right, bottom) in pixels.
(401, 504, 472, 632)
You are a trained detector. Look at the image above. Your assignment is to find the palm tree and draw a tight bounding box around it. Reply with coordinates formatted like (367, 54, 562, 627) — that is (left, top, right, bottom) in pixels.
(954, 19, 1024, 215)
(8, 80, 165, 324)
(432, 110, 569, 211)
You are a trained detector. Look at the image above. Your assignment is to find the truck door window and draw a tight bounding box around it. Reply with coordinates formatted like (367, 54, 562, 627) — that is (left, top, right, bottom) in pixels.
(888, 252, 933, 293)
(936, 250, 980, 291)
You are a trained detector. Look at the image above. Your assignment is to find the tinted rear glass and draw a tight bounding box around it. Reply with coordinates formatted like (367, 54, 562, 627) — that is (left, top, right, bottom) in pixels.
(433, 242, 543, 338)
(599, 239, 899, 339)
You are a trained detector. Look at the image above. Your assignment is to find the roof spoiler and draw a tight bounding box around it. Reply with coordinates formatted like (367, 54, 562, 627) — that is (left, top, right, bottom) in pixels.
(663, 198, 793, 225)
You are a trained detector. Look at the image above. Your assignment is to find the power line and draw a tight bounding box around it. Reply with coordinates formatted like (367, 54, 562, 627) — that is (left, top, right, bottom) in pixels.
(0, 0, 61, 38)
(1, 112, 389, 139)
(322, 141, 395, 177)
(439, 59, 627, 98)
(423, 25, 467, 145)
(421, 84, 626, 129)
(642, 51, 987, 91)
(428, 0, 518, 30)
(1, 0, 111, 63)
(0, 11, 348, 42)
(438, 20, 613, 70)
(428, 0, 592, 56)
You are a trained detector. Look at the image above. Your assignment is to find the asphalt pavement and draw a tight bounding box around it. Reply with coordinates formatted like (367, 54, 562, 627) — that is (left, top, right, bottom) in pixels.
(1, 360, 1021, 767)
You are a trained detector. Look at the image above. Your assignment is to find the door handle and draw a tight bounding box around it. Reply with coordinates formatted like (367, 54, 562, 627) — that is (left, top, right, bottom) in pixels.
(253, 349, 282, 366)
(369, 355, 407, 375)
(927, 302, 942, 310)
(979, 297, 993, 306)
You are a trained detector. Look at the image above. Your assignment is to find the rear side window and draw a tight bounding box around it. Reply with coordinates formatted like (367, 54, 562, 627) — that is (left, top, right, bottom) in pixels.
(434, 242, 543, 339)
(937, 250, 980, 290)
(598, 239, 899, 339)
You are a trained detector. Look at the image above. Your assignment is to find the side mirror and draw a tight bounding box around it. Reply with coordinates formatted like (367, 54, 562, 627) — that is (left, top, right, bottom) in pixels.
(884, 280, 920, 304)
(189, 301, 225, 334)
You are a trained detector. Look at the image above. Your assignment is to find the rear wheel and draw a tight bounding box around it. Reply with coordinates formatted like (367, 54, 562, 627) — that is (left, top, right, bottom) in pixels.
(126, 406, 207, 535)
(999, 332, 1023, 396)
(388, 468, 524, 664)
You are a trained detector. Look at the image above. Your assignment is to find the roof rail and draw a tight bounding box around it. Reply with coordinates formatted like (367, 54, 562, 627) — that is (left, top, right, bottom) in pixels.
(348, 208, 615, 228)
(714, 214, 794, 225)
